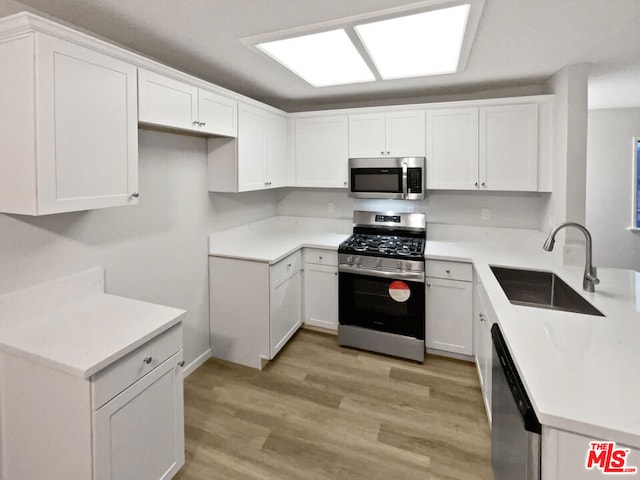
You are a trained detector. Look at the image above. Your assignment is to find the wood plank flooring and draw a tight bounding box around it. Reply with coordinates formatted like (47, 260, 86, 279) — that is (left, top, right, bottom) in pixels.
(175, 330, 493, 480)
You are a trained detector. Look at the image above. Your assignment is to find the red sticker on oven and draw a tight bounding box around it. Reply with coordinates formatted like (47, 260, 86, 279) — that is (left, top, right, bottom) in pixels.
(388, 281, 411, 302)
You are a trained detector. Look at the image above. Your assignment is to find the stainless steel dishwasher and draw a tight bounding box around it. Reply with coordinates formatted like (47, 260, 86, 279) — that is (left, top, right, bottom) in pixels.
(491, 323, 541, 480)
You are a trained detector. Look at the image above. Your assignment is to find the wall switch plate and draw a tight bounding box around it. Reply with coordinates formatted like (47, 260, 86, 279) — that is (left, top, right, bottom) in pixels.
(481, 208, 490, 220)
(328, 202, 335, 213)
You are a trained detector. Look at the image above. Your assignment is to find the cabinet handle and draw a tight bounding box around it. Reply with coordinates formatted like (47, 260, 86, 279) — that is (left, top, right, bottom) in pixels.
(319, 256, 323, 260)
(131, 192, 140, 198)
(481, 182, 486, 187)
(287, 263, 292, 268)
(343, 181, 347, 186)
(178, 360, 185, 368)
(143, 356, 153, 364)
(334, 272, 338, 276)
(192, 120, 199, 126)
(386, 151, 390, 155)
(380, 150, 384, 155)
(426, 283, 431, 287)
(474, 182, 478, 187)
(446, 269, 451, 274)
(200, 121, 206, 127)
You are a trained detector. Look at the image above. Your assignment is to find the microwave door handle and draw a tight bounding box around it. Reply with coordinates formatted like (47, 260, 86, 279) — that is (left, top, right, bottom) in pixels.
(401, 162, 408, 198)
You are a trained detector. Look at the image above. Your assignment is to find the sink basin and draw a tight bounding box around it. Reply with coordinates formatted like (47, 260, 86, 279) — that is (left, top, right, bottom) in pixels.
(490, 266, 604, 317)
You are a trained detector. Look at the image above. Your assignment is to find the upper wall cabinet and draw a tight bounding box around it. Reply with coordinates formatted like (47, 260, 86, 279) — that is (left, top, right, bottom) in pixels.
(0, 22, 139, 215)
(349, 110, 426, 158)
(208, 103, 288, 192)
(295, 115, 349, 188)
(427, 103, 540, 192)
(138, 69, 237, 137)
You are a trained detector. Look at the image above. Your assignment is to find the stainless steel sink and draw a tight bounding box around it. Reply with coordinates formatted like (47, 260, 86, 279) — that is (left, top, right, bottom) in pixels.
(490, 266, 604, 316)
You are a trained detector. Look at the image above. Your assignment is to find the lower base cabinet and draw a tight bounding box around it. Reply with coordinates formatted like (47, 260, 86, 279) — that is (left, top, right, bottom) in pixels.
(474, 279, 494, 424)
(425, 260, 473, 356)
(303, 248, 339, 331)
(209, 251, 302, 369)
(0, 324, 185, 480)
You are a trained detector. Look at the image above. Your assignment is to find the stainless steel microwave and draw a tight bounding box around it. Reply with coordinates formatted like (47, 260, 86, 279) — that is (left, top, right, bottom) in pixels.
(348, 157, 425, 200)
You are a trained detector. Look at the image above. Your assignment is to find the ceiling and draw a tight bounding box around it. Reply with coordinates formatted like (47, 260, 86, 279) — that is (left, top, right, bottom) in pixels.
(7, 0, 640, 111)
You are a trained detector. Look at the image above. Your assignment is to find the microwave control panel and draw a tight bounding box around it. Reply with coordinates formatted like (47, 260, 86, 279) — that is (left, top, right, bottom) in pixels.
(407, 168, 423, 194)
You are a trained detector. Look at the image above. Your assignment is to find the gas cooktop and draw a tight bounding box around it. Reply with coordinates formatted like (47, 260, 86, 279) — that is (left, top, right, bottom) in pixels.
(339, 233, 425, 259)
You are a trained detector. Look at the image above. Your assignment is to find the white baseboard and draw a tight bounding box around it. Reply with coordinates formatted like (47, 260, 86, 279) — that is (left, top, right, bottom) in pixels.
(183, 348, 211, 378)
(425, 347, 474, 363)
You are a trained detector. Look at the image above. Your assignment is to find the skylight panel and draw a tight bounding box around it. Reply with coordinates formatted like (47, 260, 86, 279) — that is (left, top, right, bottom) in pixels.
(257, 29, 375, 87)
(355, 4, 471, 79)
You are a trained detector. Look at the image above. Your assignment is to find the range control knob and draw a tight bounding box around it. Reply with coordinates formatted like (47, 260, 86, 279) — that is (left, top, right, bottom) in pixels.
(346, 255, 354, 264)
(355, 257, 362, 266)
(376, 258, 383, 267)
(397, 261, 403, 269)
(404, 262, 413, 270)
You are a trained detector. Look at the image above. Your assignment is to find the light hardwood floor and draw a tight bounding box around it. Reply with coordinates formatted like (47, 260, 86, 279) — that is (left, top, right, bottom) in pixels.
(175, 330, 493, 480)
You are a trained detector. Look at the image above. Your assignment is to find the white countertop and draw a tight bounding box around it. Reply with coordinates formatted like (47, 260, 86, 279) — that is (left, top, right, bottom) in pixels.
(210, 217, 640, 448)
(0, 267, 186, 378)
(208, 216, 351, 263)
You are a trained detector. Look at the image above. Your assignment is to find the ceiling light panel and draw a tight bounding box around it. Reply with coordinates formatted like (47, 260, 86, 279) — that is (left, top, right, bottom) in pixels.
(355, 4, 471, 79)
(257, 29, 375, 87)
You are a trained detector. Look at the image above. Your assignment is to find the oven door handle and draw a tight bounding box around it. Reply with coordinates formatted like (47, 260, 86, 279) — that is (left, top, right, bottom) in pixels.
(339, 265, 425, 283)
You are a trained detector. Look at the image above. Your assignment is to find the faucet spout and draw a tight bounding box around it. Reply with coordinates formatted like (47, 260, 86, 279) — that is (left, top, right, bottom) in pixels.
(543, 222, 600, 293)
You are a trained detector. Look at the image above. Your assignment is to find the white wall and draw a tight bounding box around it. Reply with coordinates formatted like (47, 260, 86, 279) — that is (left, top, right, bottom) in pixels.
(542, 64, 590, 264)
(276, 188, 548, 230)
(0, 130, 278, 368)
(586, 108, 640, 271)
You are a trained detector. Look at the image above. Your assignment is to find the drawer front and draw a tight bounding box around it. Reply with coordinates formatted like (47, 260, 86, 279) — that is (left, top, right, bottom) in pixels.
(303, 248, 338, 266)
(271, 250, 302, 283)
(426, 260, 473, 282)
(91, 324, 182, 410)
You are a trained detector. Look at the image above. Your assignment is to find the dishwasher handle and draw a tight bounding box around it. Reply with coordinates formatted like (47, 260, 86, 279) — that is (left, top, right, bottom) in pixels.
(491, 324, 541, 434)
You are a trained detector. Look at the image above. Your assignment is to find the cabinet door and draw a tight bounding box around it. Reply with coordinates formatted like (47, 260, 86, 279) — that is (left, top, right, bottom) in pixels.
(386, 110, 425, 157)
(295, 116, 349, 188)
(265, 113, 289, 188)
(198, 89, 237, 137)
(474, 284, 493, 424)
(36, 34, 139, 214)
(426, 108, 479, 190)
(303, 264, 338, 330)
(237, 104, 267, 191)
(348, 113, 386, 157)
(270, 270, 302, 358)
(138, 69, 198, 131)
(93, 352, 185, 480)
(425, 278, 473, 355)
(479, 104, 538, 191)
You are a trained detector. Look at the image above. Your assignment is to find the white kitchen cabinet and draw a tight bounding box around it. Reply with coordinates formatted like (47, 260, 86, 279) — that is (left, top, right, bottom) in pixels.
(426, 103, 539, 192)
(0, 27, 138, 215)
(303, 248, 339, 331)
(294, 115, 349, 188)
(426, 108, 479, 190)
(209, 251, 303, 369)
(474, 279, 494, 425)
(541, 428, 640, 480)
(479, 103, 538, 191)
(270, 259, 303, 358)
(349, 110, 426, 158)
(208, 103, 288, 192)
(425, 260, 473, 356)
(0, 310, 185, 480)
(93, 351, 184, 480)
(139, 69, 237, 137)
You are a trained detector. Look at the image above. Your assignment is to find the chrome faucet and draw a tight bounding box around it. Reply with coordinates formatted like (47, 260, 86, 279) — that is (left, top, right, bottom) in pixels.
(543, 222, 600, 292)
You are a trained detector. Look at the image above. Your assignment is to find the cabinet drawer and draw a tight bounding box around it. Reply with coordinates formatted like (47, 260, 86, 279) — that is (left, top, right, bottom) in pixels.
(303, 248, 338, 266)
(426, 260, 472, 282)
(271, 251, 302, 283)
(91, 324, 182, 410)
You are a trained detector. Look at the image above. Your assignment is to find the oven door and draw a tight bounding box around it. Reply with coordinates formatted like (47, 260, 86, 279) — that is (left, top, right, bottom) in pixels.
(338, 269, 425, 339)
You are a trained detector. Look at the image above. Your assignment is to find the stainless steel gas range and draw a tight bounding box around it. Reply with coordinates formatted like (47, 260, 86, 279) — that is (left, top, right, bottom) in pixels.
(337, 210, 426, 362)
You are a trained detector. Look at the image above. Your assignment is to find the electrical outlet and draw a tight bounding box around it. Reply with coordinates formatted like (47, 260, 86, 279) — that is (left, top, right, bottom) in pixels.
(481, 208, 490, 220)
(328, 202, 335, 213)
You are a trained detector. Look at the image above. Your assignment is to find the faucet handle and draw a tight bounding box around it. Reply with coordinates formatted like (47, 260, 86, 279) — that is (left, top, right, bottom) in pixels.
(586, 266, 600, 284)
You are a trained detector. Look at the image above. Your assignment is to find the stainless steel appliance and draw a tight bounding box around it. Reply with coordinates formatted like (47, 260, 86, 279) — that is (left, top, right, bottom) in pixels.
(348, 157, 425, 200)
(338, 211, 426, 362)
(491, 323, 541, 480)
